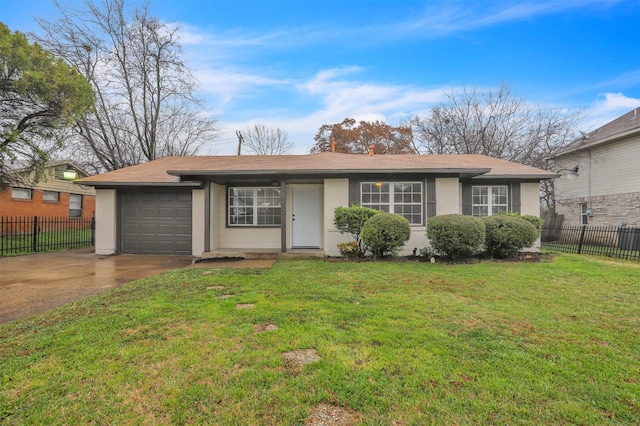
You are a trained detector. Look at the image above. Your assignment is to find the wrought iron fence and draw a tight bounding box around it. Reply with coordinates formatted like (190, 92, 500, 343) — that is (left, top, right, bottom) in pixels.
(541, 225, 640, 261)
(0, 216, 95, 256)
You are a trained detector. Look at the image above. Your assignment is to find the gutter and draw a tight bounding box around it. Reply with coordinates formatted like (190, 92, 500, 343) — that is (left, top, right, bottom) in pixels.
(78, 181, 203, 188)
(167, 168, 493, 178)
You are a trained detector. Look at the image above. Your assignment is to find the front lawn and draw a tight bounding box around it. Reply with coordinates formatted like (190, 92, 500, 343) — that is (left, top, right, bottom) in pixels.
(1, 255, 639, 424)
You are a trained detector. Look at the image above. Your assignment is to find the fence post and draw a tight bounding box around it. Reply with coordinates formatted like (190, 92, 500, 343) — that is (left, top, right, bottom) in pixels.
(91, 217, 96, 246)
(577, 225, 586, 254)
(31, 216, 39, 253)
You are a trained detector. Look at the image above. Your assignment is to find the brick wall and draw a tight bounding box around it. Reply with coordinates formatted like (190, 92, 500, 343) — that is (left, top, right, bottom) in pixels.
(0, 188, 96, 219)
(556, 191, 640, 227)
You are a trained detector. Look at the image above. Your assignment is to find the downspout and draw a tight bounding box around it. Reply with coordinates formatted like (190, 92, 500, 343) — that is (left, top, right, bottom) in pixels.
(588, 149, 592, 212)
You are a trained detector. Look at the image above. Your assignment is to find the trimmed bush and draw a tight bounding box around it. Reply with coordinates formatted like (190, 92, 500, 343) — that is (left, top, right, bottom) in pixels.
(334, 205, 380, 257)
(497, 211, 544, 233)
(361, 212, 411, 258)
(426, 214, 485, 259)
(483, 215, 539, 258)
(336, 241, 359, 258)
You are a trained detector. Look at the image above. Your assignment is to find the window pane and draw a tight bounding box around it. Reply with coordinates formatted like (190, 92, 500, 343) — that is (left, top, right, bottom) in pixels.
(473, 205, 488, 217)
(229, 187, 283, 226)
(69, 194, 82, 217)
(11, 188, 31, 200)
(257, 207, 281, 225)
(43, 191, 59, 201)
(229, 187, 254, 225)
(492, 206, 507, 215)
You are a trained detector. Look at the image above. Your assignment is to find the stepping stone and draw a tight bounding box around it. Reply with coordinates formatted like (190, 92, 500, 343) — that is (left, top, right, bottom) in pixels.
(236, 303, 255, 309)
(305, 403, 363, 426)
(282, 348, 320, 369)
(207, 286, 225, 290)
(218, 294, 235, 299)
(254, 323, 278, 333)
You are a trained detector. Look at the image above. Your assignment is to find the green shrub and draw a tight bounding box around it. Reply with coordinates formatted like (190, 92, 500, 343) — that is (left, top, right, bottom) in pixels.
(361, 212, 411, 258)
(483, 215, 539, 258)
(336, 241, 359, 258)
(334, 205, 380, 257)
(497, 211, 544, 232)
(426, 214, 485, 259)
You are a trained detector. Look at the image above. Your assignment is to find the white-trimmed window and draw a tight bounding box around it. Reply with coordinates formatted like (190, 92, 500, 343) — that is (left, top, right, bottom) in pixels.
(361, 182, 423, 225)
(228, 187, 282, 226)
(43, 191, 60, 202)
(581, 204, 589, 225)
(69, 194, 82, 217)
(472, 185, 508, 217)
(11, 187, 32, 200)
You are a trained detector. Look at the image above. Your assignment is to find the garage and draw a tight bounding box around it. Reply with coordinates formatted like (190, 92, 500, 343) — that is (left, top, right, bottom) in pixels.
(119, 189, 192, 255)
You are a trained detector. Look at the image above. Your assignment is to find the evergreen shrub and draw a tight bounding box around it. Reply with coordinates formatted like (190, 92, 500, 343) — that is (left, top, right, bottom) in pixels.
(361, 212, 411, 258)
(426, 214, 485, 259)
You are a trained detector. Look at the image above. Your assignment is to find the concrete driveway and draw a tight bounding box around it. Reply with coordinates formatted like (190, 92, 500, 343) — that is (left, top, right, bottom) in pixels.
(0, 248, 195, 324)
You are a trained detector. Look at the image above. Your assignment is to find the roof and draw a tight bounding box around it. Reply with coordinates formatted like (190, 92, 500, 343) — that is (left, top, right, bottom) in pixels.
(80, 152, 557, 187)
(6, 159, 91, 178)
(552, 107, 640, 157)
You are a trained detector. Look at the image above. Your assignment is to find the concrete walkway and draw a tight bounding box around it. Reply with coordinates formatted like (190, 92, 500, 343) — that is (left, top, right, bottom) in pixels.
(0, 249, 275, 324)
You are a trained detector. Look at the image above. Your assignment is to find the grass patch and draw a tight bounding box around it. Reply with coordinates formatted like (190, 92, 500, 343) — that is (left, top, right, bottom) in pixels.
(0, 229, 94, 256)
(1, 255, 639, 424)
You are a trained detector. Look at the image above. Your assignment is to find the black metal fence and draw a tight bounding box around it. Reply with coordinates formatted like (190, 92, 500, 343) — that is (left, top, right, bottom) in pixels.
(0, 216, 95, 256)
(541, 225, 640, 261)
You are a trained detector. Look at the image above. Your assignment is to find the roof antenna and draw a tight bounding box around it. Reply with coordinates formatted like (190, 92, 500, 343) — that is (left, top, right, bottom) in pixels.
(579, 130, 590, 139)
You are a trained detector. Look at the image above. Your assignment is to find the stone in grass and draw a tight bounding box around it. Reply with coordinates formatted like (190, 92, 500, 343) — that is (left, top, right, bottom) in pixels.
(305, 403, 363, 426)
(218, 294, 235, 300)
(207, 286, 225, 290)
(254, 323, 278, 333)
(282, 349, 321, 371)
(236, 303, 255, 309)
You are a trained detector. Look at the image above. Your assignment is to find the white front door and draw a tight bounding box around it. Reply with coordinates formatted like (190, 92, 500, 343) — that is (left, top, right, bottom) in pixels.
(291, 184, 322, 248)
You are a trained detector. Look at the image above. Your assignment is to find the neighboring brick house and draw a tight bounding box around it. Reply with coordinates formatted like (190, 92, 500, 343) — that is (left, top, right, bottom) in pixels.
(0, 161, 96, 219)
(548, 108, 640, 227)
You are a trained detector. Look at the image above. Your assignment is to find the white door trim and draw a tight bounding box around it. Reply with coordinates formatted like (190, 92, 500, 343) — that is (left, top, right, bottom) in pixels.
(291, 184, 322, 248)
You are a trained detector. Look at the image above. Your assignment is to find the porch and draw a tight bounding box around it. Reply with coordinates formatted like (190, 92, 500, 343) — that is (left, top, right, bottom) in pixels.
(200, 248, 325, 260)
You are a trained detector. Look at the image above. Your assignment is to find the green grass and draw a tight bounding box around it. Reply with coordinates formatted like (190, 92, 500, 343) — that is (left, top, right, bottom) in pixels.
(0, 229, 93, 256)
(1, 254, 639, 424)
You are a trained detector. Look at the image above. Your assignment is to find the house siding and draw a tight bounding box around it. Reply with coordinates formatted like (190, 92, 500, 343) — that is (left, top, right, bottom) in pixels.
(192, 189, 205, 256)
(554, 135, 640, 226)
(324, 178, 352, 257)
(520, 183, 542, 216)
(209, 183, 224, 250)
(95, 189, 117, 255)
(435, 178, 459, 215)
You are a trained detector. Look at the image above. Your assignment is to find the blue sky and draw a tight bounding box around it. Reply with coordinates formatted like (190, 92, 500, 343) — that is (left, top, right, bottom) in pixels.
(2, 0, 639, 154)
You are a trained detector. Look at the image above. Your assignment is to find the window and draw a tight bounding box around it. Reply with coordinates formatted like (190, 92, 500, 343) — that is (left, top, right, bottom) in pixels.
(581, 204, 589, 225)
(228, 187, 281, 226)
(69, 194, 82, 217)
(361, 182, 423, 225)
(43, 191, 60, 202)
(472, 186, 508, 217)
(11, 187, 32, 200)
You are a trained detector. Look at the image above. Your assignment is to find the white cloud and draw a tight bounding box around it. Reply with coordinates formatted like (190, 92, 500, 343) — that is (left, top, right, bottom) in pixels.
(582, 92, 640, 130)
(205, 67, 451, 155)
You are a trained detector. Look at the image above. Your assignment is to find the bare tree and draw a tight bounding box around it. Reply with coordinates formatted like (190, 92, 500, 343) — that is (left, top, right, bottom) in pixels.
(34, 0, 218, 172)
(310, 118, 415, 154)
(410, 83, 580, 169)
(240, 124, 292, 155)
(410, 83, 581, 213)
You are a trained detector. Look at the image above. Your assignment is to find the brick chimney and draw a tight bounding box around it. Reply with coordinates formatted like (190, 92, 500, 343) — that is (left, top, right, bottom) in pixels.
(369, 145, 375, 156)
(331, 137, 336, 152)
